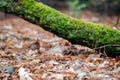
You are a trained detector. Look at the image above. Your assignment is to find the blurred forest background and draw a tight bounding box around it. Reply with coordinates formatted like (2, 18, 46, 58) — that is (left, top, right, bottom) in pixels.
(38, 0, 120, 29)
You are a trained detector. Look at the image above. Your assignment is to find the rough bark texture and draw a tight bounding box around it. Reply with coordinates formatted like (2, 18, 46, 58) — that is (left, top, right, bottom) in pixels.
(1, 0, 120, 50)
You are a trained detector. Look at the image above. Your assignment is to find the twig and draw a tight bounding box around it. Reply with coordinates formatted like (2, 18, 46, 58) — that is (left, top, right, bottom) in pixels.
(103, 46, 108, 57)
(93, 44, 120, 50)
(94, 44, 120, 57)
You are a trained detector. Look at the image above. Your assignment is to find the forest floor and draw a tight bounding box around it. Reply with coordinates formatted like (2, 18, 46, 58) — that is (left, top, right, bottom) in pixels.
(0, 12, 120, 80)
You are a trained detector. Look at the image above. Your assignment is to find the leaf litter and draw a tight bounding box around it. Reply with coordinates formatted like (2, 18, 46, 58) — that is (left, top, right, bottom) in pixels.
(0, 15, 120, 80)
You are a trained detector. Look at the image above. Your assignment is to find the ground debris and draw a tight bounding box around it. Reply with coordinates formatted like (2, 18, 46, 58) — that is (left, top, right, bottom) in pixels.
(0, 15, 120, 80)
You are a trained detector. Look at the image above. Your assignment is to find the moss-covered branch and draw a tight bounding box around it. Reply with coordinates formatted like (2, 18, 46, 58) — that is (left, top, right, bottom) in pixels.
(1, 0, 120, 49)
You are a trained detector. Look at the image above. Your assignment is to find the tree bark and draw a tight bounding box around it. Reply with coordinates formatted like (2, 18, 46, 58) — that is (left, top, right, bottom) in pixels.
(1, 0, 120, 49)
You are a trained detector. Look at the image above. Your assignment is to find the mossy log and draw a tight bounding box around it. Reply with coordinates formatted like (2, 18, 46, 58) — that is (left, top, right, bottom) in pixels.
(1, 0, 120, 51)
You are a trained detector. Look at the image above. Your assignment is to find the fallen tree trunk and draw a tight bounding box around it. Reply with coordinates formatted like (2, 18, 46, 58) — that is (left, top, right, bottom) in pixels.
(1, 0, 120, 50)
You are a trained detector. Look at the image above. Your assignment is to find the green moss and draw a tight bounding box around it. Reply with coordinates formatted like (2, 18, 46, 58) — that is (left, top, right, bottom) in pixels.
(1, 0, 120, 49)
